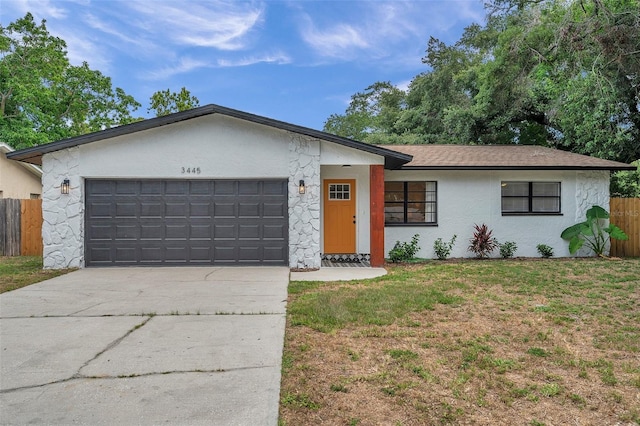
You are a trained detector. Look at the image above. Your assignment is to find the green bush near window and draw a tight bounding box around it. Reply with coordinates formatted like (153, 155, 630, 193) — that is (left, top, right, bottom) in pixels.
(388, 234, 421, 263)
(433, 235, 456, 260)
(498, 241, 518, 259)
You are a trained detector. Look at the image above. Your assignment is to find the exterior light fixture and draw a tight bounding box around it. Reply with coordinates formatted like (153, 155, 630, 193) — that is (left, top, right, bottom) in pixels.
(298, 180, 306, 194)
(61, 179, 70, 195)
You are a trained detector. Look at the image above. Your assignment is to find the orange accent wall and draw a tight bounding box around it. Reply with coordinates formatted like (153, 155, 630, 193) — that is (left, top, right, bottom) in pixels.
(370, 165, 385, 267)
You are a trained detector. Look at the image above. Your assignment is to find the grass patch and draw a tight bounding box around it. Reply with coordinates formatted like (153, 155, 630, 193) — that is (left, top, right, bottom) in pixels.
(287, 280, 461, 333)
(280, 258, 640, 425)
(0, 256, 76, 293)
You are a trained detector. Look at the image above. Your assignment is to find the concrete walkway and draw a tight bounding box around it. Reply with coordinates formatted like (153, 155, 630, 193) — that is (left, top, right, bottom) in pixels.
(290, 267, 387, 281)
(0, 267, 289, 426)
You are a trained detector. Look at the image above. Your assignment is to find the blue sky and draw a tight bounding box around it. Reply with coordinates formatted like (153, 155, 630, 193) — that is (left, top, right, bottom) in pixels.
(2, 0, 485, 130)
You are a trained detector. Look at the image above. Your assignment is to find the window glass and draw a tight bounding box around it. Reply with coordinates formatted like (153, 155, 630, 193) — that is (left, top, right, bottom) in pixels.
(329, 183, 350, 200)
(501, 181, 560, 214)
(384, 181, 437, 225)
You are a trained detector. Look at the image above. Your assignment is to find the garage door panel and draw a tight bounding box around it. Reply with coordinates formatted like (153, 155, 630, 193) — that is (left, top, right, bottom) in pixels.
(263, 246, 287, 261)
(166, 224, 188, 240)
(165, 202, 189, 218)
(214, 202, 236, 217)
(115, 247, 137, 263)
(213, 181, 235, 195)
(239, 224, 260, 239)
(140, 201, 163, 218)
(88, 224, 112, 241)
(238, 203, 260, 217)
(238, 181, 260, 195)
(263, 202, 285, 217)
(190, 202, 211, 218)
(116, 225, 138, 240)
(139, 181, 163, 194)
(115, 181, 137, 195)
(89, 202, 112, 218)
(85, 179, 288, 266)
(264, 224, 286, 240)
(115, 202, 137, 218)
(140, 225, 164, 240)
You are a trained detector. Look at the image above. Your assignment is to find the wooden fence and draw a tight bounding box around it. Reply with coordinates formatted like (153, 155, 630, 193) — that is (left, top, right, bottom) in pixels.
(610, 198, 640, 257)
(0, 199, 43, 256)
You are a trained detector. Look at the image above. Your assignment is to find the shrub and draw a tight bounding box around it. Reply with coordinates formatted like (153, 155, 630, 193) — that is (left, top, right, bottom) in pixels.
(388, 234, 420, 263)
(468, 224, 498, 258)
(433, 235, 457, 260)
(560, 205, 628, 256)
(537, 244, 554, 258)
(498, 241, 518, 259)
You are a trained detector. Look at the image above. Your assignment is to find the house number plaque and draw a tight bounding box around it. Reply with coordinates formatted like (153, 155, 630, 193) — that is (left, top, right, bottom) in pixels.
(181, 167, 201, 174)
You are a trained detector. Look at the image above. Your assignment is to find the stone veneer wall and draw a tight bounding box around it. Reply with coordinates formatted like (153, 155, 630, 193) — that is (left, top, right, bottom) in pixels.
(41, 148, 84, 269)
(288, 134, 321, 269)
(575, 170, 610, 256)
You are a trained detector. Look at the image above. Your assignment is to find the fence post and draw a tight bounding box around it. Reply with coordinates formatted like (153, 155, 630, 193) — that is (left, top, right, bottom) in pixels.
(1, 199, 21, 256)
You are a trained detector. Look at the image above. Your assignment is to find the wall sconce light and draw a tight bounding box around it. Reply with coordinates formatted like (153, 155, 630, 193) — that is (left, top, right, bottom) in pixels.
(61, 179, 70, 195)
(298, 180, 306, 195)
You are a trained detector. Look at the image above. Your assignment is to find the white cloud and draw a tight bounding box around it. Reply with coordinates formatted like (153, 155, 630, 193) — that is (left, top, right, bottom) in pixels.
(144, 57, 212, 80)
(300, 16, 369, 59)
(125, 1, 264, 50)
(4, 0, 67, 19)
(217, 52, 291, 67)
(297, 1, 484, 64)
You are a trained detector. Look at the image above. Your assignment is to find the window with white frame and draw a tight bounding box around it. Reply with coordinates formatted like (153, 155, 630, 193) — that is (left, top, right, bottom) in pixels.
(384, 181, 437, 225)
(501, 181, 561, 214)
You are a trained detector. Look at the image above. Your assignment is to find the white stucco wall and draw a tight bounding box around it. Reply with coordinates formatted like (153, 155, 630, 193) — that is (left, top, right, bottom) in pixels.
(385, 170, 610, 259)
(78, 115, 289, 178)
(41, 148, 83, 268)
(40, 114, 339, 269)
(289, 135, 321, 269)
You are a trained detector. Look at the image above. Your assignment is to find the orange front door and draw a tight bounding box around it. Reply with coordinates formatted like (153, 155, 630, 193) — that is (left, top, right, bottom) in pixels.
(323, 179, 356, 254)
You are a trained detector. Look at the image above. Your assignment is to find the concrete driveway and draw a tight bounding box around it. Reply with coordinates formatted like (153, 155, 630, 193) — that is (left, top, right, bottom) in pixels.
(0, 267, 289, 425)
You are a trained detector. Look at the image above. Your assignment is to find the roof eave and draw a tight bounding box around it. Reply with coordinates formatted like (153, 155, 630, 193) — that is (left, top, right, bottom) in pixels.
(400, 165, 636, 171)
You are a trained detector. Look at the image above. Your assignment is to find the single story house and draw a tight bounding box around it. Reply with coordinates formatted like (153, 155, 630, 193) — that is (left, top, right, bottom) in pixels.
(7, 105, 634, 269)
(1, 142, 42, 199)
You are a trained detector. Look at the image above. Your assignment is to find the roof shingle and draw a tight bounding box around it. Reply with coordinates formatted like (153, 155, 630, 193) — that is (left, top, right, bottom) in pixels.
(379, 144, 635, 171)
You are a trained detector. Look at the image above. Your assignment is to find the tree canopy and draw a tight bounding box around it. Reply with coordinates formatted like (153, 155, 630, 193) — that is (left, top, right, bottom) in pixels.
(148, 87, 200, 117)
(0, 13, 141, 149)
(324, 0, 640, 165)
(0, 13, 204, 149)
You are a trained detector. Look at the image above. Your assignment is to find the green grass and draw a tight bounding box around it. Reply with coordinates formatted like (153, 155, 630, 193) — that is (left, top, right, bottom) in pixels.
(281, 258, 640, 425)
(0, 256, 76, 293)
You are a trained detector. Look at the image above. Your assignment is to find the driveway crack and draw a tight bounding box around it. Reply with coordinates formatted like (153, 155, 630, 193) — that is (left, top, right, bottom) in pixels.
(0, 365, 276, 394)
(76, 315, 154, 375)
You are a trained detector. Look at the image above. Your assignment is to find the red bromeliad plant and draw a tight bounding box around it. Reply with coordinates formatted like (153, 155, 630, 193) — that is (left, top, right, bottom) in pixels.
(468, 223, 498, 258)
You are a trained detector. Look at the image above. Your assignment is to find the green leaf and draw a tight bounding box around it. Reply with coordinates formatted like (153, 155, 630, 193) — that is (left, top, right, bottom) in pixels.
(568, 237, 584, 255)
(561, 223, 585, 240)
(605, 225, 629, 241)
(585, 205, 609, 221)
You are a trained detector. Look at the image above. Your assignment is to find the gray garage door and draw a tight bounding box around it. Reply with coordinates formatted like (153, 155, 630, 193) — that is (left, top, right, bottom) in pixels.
(85, 179, 288, 266)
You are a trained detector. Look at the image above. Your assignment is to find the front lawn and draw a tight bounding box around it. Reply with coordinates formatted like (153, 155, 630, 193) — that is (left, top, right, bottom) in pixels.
(280, 258, 640, 425)
(0, 256, 75, 293)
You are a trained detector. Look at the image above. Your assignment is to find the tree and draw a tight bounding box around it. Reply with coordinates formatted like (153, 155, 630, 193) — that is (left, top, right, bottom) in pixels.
(148, 87, 200, 117)
(324, 0, 640, 163)
(611, 160, 640, 197)
(0, 13, 140, 149)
